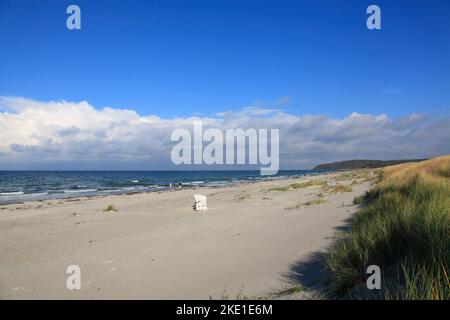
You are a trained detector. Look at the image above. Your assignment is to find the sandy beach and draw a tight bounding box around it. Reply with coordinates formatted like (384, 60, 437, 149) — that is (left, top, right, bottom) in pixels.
(0, 170, 375, 299)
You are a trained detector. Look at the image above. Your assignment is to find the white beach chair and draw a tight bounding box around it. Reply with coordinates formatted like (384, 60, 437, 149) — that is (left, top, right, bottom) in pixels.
(194, 194, 207, 211)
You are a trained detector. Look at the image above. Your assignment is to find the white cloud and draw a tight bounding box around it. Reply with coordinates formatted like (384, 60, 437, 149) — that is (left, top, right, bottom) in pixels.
(0, 96, 449, 169)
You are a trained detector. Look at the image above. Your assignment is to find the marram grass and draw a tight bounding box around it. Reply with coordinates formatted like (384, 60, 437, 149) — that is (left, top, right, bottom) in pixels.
(326, 155, 450, 300)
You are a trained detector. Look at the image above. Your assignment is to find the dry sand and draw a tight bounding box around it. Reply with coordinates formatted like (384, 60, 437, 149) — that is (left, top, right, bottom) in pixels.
(0, 171, 374, 299)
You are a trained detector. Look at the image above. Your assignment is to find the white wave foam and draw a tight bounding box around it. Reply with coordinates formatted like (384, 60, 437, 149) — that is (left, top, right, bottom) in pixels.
(0, 191, 25, 196)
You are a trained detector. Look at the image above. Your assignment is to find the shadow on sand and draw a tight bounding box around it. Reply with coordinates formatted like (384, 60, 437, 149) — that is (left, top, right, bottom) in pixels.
(282, 251, 331, 299)
(282, 216, 355, 299)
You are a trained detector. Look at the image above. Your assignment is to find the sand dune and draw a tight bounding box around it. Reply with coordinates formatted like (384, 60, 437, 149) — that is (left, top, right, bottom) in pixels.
(0, 171, 374, 299)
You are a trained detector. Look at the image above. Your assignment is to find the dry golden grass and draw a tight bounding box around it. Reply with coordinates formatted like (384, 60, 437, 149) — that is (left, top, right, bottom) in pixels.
(378, 155, 450, 191)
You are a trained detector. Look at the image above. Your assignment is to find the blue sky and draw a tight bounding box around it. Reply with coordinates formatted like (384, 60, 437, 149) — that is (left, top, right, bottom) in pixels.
(1, 0, 450, 170)
(1, 0, 450, 118)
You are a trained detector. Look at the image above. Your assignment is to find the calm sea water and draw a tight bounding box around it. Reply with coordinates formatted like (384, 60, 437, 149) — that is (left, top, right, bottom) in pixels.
(0, 170, 321, 204)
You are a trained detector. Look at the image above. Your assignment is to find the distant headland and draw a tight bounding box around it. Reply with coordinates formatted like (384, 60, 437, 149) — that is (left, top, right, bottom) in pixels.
(313, 159, 427, 171)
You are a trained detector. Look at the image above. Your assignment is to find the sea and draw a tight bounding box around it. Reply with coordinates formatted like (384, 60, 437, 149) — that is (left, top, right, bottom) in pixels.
(0, 170, 324, 205)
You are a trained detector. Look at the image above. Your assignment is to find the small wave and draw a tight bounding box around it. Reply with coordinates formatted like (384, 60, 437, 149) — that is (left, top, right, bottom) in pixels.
(131, 180, 139, 183)
(0, 191, 25, 196)
(181, 181, 205, 186)
(205, 180, 229, 185)
(27, 192, 49, 197)
(98, 189, 119, 193)
(64, 189, 98, 194)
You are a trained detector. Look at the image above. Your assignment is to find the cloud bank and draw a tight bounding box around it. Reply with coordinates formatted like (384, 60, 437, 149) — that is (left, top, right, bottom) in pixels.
(0, 96, 449, 170)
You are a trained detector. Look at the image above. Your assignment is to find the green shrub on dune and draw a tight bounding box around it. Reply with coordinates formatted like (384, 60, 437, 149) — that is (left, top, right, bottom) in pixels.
(326, 156, 450, 300)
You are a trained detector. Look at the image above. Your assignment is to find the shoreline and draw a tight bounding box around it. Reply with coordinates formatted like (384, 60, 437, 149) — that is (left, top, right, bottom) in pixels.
(0, 171, 329, 206)
(0, 170, 375, 299)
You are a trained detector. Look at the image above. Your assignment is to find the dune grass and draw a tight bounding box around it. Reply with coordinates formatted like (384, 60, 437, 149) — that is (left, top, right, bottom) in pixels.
(269, 180, 351, 193)
(303, 198, 327, 206)
(285, 198, 327, 210)
(268, 180, 323, 192)
(237, 194, 250, 202)
(268, 186, 291, 192)
(352, 194, 365, 205)
(290, 181, 325, 189)
(326, 155, 450, 299)
(104, 204, 118, 212)
(335, 170, 372, 181)
(327, 184, 353, 193)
